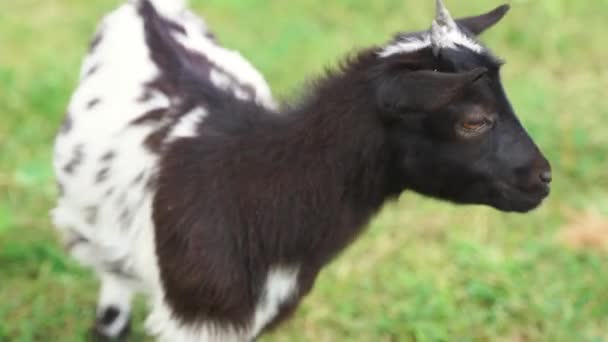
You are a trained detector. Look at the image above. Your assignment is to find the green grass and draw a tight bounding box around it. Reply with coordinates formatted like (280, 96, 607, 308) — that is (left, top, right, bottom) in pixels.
(1, 0, 608, 340)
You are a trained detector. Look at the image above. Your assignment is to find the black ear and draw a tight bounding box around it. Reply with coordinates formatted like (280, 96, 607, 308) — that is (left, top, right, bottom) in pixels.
(376, 67, 487, 113)
(456, 4, 510, 36)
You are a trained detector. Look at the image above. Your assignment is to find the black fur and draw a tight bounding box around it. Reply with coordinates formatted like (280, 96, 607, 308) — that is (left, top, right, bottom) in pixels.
(84, 64, 101, 79)
(89, 30, 103, 54)
(84, 205, 99, 225)
(100, 151, 116, 163)
(63, 143, 85, 174)
(95, 167, 110, 183)
(59, 113, 73, 135)
(86, 98, 101, 110)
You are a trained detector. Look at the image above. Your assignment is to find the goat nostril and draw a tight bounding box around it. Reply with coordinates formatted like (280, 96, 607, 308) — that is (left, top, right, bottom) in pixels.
(539, 170, 552, 184)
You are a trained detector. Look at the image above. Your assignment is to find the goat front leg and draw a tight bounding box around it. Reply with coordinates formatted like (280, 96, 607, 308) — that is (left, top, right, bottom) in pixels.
(90, 272, 134, 341)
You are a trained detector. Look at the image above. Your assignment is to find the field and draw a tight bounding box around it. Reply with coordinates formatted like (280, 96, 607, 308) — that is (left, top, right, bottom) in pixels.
(1, 0, 608, 341)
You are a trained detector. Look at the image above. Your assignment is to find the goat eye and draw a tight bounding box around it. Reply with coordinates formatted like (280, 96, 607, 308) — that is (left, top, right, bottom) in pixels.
(458, 117, 491, 135)
(462, 120, 485, 130)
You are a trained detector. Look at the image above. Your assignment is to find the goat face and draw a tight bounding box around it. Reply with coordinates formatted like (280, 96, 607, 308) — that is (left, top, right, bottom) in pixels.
(374, 2, 551, 212)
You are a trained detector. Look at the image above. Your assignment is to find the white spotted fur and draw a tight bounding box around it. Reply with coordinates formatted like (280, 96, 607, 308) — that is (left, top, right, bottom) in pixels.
(52, 0, 284, 340)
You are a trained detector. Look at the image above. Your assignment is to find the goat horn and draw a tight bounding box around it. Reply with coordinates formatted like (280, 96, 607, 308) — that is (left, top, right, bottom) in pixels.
(431, 0, 458, 56)
(434, 0, 457, 28)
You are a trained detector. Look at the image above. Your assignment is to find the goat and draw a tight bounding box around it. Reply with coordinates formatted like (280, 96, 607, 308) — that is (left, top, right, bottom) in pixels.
(52, 0, 551, 340)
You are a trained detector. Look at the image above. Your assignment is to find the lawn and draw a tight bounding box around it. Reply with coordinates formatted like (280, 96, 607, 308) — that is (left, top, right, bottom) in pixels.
(1, 0, 608, 341)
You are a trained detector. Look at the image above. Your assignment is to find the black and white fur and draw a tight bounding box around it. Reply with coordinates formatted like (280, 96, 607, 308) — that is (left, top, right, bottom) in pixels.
(53, 0, 274, 340)
(52, 0, 550, 341)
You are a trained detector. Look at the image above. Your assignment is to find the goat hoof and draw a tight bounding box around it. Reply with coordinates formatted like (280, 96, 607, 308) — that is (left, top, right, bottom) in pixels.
(88, 307, 131, 342)
(88, 323, 131, 342)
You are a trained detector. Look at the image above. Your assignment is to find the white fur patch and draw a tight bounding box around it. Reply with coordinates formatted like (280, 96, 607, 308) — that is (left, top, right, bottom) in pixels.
(167, 107, 207, 141)
(209, 69, 232, 92)
(144, 266, 299, 341)
(146, 299, 246, 342)
(252, 266, 300, 336)
(138, 0, 187, 15)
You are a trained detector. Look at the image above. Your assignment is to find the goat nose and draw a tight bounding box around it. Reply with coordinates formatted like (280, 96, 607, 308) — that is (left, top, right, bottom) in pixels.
(539, 170, 552, 184)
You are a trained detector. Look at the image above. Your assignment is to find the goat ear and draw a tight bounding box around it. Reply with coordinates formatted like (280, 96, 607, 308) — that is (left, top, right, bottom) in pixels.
(376, 67, 487, 113)
(455, 4, 510, 36)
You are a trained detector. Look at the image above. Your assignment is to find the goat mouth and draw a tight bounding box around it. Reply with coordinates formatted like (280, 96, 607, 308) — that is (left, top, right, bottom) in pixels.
(494, 182, 549, 213)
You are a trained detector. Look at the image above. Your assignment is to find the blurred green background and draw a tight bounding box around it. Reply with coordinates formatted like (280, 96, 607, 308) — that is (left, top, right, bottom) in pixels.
(1, 0, 608, 341)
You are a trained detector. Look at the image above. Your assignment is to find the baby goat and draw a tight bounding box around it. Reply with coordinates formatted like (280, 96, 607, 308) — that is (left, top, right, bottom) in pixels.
(52, 0, 551, 340)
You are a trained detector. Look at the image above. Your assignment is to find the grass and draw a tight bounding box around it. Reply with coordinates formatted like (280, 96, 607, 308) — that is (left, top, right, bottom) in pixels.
(1, 0, 608, 340)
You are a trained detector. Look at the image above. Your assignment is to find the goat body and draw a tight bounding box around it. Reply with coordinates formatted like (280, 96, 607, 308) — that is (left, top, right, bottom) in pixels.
(53, 0, 550, 340)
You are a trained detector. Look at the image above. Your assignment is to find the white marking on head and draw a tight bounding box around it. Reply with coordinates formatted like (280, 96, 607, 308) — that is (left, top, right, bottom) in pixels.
(430, 21, 483, 55)
(379, 0, 483, 58)
(380, 31, 482, 58)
